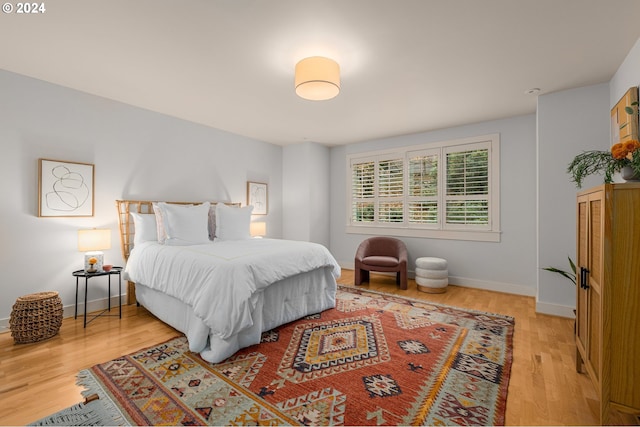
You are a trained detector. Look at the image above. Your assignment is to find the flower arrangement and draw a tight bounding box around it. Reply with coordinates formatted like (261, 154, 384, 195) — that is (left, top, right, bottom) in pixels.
(86, 256, 98, 273)
(611, 139, 640, 161)
(567, 139, 640, 188)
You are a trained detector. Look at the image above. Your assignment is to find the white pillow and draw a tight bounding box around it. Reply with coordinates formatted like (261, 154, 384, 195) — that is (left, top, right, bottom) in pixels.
(159, 202, 211, 245)
(215, 204, 253, 241)
(208, 204, 217, 240)
(152, 202, 169, 244)
(130, 213, 157, 246)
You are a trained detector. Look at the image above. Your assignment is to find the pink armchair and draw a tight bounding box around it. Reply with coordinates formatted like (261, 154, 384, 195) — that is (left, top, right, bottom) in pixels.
(354, 237, 408, 290)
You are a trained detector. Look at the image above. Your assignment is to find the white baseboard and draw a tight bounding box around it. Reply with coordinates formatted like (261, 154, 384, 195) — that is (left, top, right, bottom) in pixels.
(535, 301, 575, 319)
(338, 261, 536, 297)
(0, 294, 125, 335)
(447, 275, 537, 297)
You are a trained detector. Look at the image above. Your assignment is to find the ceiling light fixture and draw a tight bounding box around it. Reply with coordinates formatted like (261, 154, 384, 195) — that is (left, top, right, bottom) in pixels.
(295, 56, 340, 101)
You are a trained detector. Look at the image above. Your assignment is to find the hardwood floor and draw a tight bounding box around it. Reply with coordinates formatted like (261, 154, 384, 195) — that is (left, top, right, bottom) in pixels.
(0, 271, 600, 426)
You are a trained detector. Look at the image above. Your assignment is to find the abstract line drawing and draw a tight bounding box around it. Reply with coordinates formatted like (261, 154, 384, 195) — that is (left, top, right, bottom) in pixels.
(247, 181, 268, 215)
(38, 159, 94, 217)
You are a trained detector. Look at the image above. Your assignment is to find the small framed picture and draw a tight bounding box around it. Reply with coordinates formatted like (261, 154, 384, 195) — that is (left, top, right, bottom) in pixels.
(611, 87, 639, 144)
(247, 181, 268, 215)
(38, 159, 94, 217)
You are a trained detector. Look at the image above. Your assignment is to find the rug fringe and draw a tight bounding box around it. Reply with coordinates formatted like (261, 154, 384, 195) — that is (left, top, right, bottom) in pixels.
(74, 369, 131, 426)
(29, 401, 116, 426)
(29, 370, 131, 426)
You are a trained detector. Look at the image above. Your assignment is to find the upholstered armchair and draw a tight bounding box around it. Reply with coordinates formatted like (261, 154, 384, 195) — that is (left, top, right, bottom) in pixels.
(354, 237, 408, 290)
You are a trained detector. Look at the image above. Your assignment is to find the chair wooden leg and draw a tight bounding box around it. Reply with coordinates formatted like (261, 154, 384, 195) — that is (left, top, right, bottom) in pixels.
(355, 268, 369, 285)
(399, 270, 408, 290)
(362, 269, 369, 283)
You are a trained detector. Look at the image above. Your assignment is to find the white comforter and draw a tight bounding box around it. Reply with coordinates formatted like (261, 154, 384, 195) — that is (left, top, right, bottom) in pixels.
(124, 238, 341, 339)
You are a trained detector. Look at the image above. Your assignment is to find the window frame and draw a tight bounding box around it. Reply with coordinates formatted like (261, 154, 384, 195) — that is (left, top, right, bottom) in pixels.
(346, 133, 501, 242)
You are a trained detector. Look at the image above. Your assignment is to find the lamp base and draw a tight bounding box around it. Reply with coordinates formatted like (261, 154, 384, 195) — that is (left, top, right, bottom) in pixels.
(84, 251, 104, 272)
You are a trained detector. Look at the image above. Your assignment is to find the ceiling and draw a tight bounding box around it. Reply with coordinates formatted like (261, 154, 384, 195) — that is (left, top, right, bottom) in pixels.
(2, 0, 640, 146)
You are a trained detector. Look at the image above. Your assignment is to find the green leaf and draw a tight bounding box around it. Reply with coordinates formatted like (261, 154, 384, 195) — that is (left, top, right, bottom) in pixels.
(568, 256, 576, 275)
(567, 150, 628, 188)
(625, 106, 635, 115)
(542, 265, 576, 285)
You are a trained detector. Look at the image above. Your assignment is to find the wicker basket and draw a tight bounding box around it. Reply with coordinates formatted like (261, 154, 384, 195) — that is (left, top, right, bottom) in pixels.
(9, 291, 63, 344)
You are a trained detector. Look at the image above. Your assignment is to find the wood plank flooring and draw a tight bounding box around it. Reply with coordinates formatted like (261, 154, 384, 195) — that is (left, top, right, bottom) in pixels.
(0, 271, 601, 426)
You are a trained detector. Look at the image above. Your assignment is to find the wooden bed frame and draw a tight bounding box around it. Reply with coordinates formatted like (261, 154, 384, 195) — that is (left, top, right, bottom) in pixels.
(115, 200, 240, 304)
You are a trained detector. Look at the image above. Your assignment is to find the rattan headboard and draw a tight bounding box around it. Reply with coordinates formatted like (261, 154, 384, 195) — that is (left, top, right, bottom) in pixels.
(115, 200, 240, 261)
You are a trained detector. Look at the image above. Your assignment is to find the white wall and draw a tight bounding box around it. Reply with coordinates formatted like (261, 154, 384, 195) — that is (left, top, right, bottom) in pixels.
(536, 83, 610, 317)
(0, 70, 283, 329)
(282, 141, 330, 246)
(534, 36, 640, 317)
(329, 114, 538, 297)
(610, 38, 640, 107)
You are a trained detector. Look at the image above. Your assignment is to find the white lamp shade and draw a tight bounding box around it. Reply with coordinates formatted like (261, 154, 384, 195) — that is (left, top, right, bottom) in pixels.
(295, 56, 340, 101)
(250, 221, 266, 237)
(78, 229, 111, 272)
(78, 229, 111, 251)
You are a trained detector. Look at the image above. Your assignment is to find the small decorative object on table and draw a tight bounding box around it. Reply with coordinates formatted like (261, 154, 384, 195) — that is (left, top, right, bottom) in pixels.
(86, 256, 98, 273)
(9, 291, 63, 344)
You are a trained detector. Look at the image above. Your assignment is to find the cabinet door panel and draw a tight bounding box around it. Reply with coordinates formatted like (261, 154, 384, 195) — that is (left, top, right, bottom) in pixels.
(587, 286, 602, 384)
(588, 198, 603, 293)
(575, 197, 589, 358)
(587, 194, 603, 384)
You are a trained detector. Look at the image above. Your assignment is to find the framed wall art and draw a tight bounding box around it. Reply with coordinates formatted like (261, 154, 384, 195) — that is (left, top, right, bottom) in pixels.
(611, 86, 639, 144)
(38, 159, 94, 217)
(247, 181, 268, 215)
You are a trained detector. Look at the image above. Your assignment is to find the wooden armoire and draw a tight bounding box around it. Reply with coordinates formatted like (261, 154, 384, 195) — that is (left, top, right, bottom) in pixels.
(575, 183, 640, 425)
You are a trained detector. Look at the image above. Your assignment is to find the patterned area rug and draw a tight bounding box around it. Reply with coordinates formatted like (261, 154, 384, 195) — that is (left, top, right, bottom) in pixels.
(37, 286, 514, 426)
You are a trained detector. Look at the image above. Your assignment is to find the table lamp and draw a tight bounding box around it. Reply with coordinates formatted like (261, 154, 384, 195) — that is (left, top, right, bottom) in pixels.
(250, 221, 266, 238)
(78, 228, 111, 272)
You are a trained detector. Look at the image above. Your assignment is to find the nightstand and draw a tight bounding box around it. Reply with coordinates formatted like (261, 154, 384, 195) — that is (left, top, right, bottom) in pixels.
(73, 267, 123, 327)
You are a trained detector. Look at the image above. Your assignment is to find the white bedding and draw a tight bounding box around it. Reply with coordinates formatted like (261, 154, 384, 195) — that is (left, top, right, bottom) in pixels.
(135, 266, 337, 362)
(124, 238, 341, 361)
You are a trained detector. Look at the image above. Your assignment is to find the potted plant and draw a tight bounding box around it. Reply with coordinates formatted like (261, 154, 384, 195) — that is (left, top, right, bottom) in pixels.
(542, 257, 577, 327)
(542, 256, 576, 286)
(567, 139, 640, 188)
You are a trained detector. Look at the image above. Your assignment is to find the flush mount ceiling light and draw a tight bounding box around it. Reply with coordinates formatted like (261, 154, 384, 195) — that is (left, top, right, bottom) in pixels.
(295, 56, 340, 101)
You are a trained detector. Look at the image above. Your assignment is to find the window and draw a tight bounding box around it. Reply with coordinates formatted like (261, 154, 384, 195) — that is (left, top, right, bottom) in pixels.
(346, 134, 500, 242)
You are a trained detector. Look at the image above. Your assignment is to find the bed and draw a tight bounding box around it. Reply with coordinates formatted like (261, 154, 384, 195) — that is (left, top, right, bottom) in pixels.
(116, 200, 340, 363)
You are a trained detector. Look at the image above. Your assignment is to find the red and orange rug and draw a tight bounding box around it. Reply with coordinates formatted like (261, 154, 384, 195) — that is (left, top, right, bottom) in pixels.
(67, 286, 514, 425)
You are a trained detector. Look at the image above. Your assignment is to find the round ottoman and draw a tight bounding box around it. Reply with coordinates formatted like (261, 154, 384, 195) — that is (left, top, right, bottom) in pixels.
(415, 257, 448, 293)
(9, 291, 63, 344)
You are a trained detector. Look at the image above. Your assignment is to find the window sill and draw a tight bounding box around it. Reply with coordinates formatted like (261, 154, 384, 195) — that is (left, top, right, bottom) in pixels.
(345, 225, 501, 242)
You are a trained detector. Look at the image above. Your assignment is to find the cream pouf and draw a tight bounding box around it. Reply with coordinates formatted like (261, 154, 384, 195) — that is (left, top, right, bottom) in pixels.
(415, 257, 448, 293)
